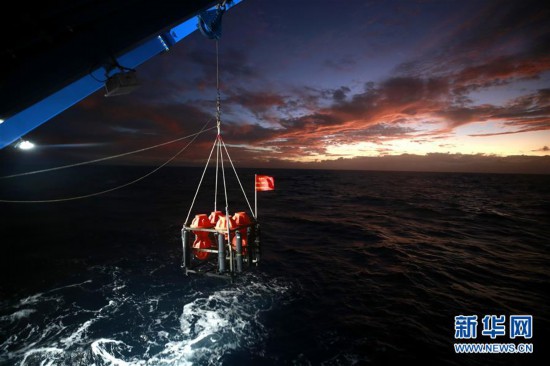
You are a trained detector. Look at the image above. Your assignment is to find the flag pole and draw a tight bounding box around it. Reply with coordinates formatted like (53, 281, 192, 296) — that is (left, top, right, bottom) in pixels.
(254, 174, 258, 219)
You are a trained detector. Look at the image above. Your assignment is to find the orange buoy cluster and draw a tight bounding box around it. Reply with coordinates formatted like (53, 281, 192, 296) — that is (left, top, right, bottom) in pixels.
(190, 214, 214, 260)
(190, 211, 253, 261)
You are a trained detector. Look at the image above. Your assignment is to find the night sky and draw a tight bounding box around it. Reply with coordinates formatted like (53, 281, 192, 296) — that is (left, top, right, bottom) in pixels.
(4, 0, 550, 174)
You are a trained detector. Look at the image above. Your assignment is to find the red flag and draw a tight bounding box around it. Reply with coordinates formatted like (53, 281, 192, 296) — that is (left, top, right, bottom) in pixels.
(255, 175, 275, 191)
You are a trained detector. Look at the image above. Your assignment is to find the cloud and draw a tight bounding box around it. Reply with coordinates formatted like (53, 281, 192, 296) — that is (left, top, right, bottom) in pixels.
(396, 0, 550, 73)
(332, 86, 351, 102)
(263, 76, 449, 150)
(227, 77, 550, 163)
(438, 143, 456, 149)
(392, 0, 550, 115)
(250, 153, 550, 175)
(531, 145, 549, 152)
(379, 77, 450, 104)
(225, 88, 287, 118)
(465, 89, 550, 135)
(451, 55, 550, 100)
(437, 105, 497, 129)
(212, 75, 548, 161)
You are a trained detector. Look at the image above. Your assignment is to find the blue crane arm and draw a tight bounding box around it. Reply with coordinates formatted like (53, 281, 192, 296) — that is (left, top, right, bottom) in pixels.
(0, 0, 242, 149)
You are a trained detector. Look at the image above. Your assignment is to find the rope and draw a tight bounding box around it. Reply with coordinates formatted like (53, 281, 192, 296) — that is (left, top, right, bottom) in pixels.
(0, 122, 213, 204)
(214, 38, 221, 213)
(214, 136, 220, 211)
(184, 135, 219, 225)
(0, 125, 216, 179)
(215, 40, 221, 135)
(220, 138, 255, 218)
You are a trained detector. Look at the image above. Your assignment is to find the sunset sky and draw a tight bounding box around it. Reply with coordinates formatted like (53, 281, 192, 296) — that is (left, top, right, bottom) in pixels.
(4, 0, 550, 173)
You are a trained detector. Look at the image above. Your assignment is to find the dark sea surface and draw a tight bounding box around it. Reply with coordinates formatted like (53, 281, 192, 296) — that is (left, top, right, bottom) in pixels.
(1, 167, 549, 365)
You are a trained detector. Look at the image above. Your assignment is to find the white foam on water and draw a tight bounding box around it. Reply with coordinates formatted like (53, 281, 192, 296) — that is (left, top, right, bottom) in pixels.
(60, 318, 97, 347)
(2, 267, 293, 365)
(19, 347, 63, 366)
(157, 331, 169, 340)
(1, 273, 121, 364)
(142, 276, 292, 365)
(59, 297, 122, 350)
(6, 321, 68, 361)
(19, 293, 44, 306)
(0, 308, 36, 322)
(19, 293, 55, 307)
(90, 339, 135, 366)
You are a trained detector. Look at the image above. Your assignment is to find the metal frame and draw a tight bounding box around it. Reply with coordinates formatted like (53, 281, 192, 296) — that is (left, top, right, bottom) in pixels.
(181, 222, 261, 281)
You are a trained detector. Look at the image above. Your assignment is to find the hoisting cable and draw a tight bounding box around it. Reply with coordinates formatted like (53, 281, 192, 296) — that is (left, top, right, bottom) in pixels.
(216, 40, 221, 136)
(214, 39, 222, 212)
(0, 124, 216, 180)
(0, 120, 214, 203)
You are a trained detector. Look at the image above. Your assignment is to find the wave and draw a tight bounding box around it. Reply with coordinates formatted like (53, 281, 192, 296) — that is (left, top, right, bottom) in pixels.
(1, 266, 292, 366)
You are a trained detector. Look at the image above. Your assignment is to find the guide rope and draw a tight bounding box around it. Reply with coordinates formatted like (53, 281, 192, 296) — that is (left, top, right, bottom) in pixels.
(0, 124, 216, 180)
(0, 120, 213, 203)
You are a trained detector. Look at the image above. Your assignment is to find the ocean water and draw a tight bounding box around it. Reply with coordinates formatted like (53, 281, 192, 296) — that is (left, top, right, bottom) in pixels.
(1, 167, 549, 365)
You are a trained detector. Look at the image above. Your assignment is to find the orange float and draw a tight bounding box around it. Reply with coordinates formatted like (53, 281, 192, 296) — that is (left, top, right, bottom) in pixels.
(215, 214, 237, 240)
(190, 214, 214, 260)
(208, 210, 223, 225)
